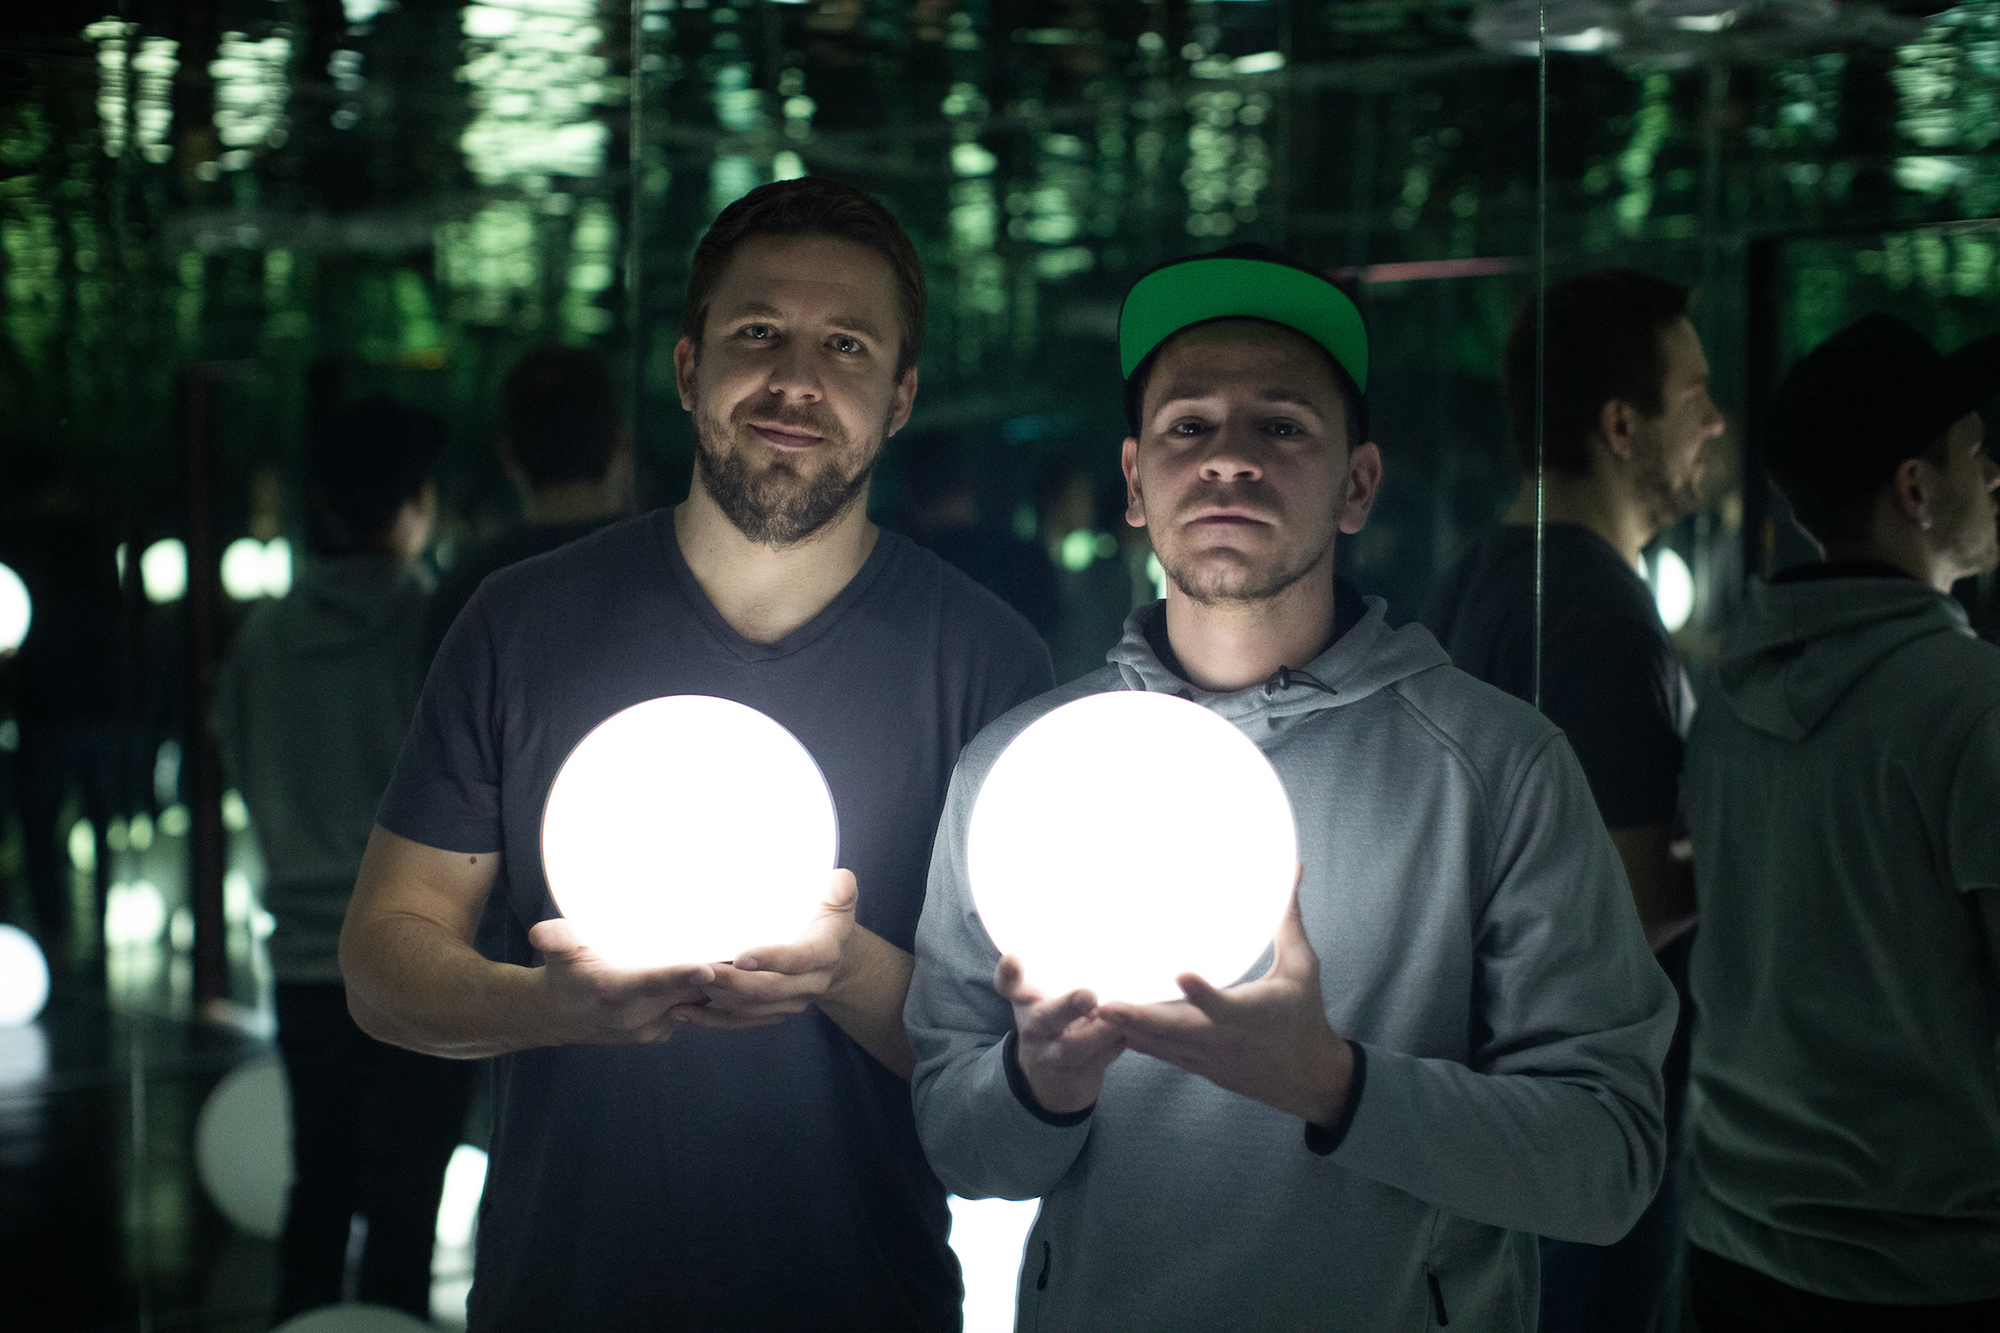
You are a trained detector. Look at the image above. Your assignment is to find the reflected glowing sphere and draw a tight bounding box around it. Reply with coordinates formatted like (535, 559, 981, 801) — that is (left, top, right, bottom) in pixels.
(435, 1143, 487, 1249)
(0, 562, 29, 652)
(273, 1305, 433, 1333)
(1650, 547, 1694, 633)
(0, 926, 50, 1026)
(967, 691, 1297, 1003)
(541, 696, 838, 970)
(196, 1054, 293, 1239)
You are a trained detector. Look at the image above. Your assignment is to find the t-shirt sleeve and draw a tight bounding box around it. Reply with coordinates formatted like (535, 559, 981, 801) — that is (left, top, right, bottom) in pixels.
(1948, 704, 2000, 893)
(1538, 612, 1684, 830)
(376, 585, 506, 853)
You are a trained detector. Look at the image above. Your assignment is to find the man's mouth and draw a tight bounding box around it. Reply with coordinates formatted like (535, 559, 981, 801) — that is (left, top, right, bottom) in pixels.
(748, 422, 824, 449)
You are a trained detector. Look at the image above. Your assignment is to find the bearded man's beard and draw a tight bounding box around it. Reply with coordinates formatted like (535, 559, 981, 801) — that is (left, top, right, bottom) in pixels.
(1631, 439, 1702, 533)
(693, 398, 880, 547)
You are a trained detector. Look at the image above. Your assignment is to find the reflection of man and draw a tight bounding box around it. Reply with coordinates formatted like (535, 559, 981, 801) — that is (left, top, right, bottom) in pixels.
(422, 344, 635, 664)
(1420, 269, 1726, 1333)
(908, 245, 1676, 1331)
(214, 399, 468, 1322)
(1680, 315, 2000, 1331)
(340, 178, 1052, 1331)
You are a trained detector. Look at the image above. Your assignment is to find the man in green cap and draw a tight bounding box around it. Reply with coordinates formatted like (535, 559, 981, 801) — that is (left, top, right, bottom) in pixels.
(906, 244, 1677, 1330)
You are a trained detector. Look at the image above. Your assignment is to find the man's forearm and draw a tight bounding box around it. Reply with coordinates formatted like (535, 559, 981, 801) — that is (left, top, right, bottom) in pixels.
(341, 914, 552, 1059)
(819, 925, 916, 1079)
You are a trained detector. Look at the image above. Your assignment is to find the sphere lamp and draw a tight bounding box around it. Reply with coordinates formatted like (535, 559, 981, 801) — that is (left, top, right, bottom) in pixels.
(0, 562, 29, 653)
(966, 690, 1297, 1004)
(0, 925, 50, 1026)
(196, 1053, 293, 1238)
(541, 695, 838, 970)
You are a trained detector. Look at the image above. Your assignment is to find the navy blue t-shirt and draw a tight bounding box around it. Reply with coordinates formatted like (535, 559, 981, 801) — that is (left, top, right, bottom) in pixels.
(378, 509, 1053, 1332)
(1419, 522, 1692, 830)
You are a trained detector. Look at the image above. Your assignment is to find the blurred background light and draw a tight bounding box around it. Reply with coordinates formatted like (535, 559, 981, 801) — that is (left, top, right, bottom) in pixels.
(1649, 547, 1696, 632)
(141, 538, 188, 604)
(949, 1195, 1039, 1333)
(0, 561, 30, 651)
(0, 926, 51, 1026)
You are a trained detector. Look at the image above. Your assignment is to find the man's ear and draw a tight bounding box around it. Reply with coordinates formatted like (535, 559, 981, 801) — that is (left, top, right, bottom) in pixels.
(673, 335, 699, 410)
(885, 365, 920, 440)
(1338, 442, 1384, 535)
(1596, 398, 1641, 462)
(1121, 435, 1147, 528)
(1888, 456, 1932, 530)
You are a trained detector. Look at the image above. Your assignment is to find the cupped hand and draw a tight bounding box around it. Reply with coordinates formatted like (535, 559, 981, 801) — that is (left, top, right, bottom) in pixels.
(995, 955, 1127, 1116)
(672, 870, 859, 1031)
(526, 915, 715, 1046)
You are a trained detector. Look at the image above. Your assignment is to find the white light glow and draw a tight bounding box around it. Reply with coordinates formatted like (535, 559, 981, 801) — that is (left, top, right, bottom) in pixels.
(435, 1143, 488, 1249)
(0, 562, 30, 651)
(222, 537, 294, 599)
(967, 692, 1297, 1003)
(273, 1304, 434, 1332)
(196, 1054, 293, 1239)
(141, 539, 188, 603)
(1650, 547, 1694, 632)
(0, 926, 51, 1026)
(0, 1023, 50, 1088)
(541, 696, 838, 970)
(106, 880, 167, 947)
(950, 1195, 1039, 1333)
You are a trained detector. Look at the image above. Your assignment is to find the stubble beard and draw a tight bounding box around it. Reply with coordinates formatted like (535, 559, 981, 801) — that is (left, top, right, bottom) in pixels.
(693, 396, 881, 548)
(1157, 495, 1340, 607)
(1632, 435, 1702, 534)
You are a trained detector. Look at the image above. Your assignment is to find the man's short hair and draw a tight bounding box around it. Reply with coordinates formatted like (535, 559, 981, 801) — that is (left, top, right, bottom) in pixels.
(1503, 269, 1691, 476)
(502, 346, 620, 488)
(307, 396, 446, 555)
(681, 177, 926, 378)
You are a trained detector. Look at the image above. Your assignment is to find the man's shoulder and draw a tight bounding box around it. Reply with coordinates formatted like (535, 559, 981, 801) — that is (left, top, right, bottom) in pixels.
(468, 512, 665, 618)
(875, 530, 1048, 659)
(1382, 658, 1567, 775)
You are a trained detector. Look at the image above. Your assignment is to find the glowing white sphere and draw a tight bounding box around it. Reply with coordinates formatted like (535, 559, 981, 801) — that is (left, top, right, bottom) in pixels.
(141, 538, 188, 604)
(196, 1054, 293, 1239)
(1651, 546, 1694, 633)
(0, 561, 30, 652)
(967, 691, 1297, 1003)
(542, 695, 838, 970)
(273, 1305, 434, 1333)
(0, 925, 51, 1026)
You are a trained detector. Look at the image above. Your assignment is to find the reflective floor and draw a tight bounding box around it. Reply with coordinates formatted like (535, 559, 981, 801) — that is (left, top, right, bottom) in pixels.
(0, 806, 1034, 1333)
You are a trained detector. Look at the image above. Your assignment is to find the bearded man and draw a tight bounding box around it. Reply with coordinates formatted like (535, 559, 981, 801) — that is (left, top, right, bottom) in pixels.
(1421, 268, 1728, 1333)
(340, 178, 1052, 1332)
(907, 245, 1675, 1330)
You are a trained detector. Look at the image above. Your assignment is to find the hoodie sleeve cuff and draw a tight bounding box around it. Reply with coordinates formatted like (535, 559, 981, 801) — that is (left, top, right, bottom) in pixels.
(1304, 1040, 1367, 1156)
(1003, 1029, 1097, 1128)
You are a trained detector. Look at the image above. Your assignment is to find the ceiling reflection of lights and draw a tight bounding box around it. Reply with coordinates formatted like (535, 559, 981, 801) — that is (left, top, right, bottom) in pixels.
(1471, 0, 1626, 55)
(1640, 0, 1741, 30)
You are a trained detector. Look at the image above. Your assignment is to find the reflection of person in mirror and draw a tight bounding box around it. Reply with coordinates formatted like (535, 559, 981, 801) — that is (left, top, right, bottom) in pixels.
(213, 398, 468, 1322)
(1420, 270, 1726, 1333)
(338, 178, 1052, 1332)
(1679, 315, 2000, 1330)
(908, 245, 1677, 1332)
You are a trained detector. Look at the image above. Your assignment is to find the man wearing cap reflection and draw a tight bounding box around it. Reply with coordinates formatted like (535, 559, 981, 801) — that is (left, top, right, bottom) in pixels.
(907, 245, 1676, 1331)
(1678, 315, 2000, 1329)
(339, 178, 1052, 1331)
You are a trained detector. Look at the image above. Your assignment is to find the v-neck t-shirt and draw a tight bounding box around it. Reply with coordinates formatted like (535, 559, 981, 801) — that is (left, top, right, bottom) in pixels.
(378, 508, 1053, 1332)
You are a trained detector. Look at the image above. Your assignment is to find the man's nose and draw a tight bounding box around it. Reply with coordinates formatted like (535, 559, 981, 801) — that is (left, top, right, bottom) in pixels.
(1197, 426, 1265, 482)
(765, 340, 823, 401)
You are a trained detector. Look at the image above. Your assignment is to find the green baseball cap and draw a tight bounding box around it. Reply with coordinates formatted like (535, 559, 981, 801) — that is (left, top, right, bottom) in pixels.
(1117, 243, 1370, 430)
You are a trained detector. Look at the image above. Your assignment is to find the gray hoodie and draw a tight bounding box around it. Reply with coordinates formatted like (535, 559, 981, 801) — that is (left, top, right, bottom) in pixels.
(213, 555, 432, 982)
(1682, 572, 2000, 1303)
(908, 598, 1675, 1332)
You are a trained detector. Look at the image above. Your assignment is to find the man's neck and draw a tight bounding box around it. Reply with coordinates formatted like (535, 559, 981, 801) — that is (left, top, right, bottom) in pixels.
(1502, 470, 1653, 569)
(1161, 560, 1340, 693)
(674, 477, 879, 644)
(522, 479, 625, 526)
(1821, 531, 1948, 594)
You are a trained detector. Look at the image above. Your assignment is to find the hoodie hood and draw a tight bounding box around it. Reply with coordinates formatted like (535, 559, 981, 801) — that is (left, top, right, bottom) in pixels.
(1106, 596, 1452, 738)
(1717, 574, 1973, 741)
(277, 555, 432, 656)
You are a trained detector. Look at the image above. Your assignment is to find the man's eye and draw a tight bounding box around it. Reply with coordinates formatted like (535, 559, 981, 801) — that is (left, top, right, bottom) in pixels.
(1264, 420, 1302, 437)
(830, 335, 863, 355)
(1168, 418, 1210, 436)
(739, 324, 775, 340)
